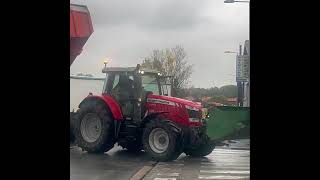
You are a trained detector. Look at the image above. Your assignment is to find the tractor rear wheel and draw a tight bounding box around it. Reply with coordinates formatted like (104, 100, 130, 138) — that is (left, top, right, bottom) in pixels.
(74, 101, 115, 153)
(142, 120, 183, 161)
(70, 113, 77, 144)
(184, 134, 215, 157)
(70, 125, 75, 144)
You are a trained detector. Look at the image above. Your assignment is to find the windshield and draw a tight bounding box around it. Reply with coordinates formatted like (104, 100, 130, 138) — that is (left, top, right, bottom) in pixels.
(141, 74, 160, 95)
(159, 76, 172, 96)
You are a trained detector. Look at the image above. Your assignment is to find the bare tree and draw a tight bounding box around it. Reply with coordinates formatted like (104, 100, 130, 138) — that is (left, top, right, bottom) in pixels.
(141, 45, 193, 97)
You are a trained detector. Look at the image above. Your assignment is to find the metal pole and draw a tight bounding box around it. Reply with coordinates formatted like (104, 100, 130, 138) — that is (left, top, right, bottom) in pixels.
(237, 82, 240, 106)
(248, 1, 250, 107)
(237, 81, 243, 106)
(241, 82, 244, 106)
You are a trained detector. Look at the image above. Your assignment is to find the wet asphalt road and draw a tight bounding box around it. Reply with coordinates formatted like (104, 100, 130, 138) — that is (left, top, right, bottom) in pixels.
(144, 148, 250, 180)
(70, 140, 250, 180)
(70, 145, 156, 180)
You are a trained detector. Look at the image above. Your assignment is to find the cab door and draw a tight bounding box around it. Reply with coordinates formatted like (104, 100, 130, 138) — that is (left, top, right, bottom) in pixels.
(104, 72, 135, 119)
(132, 72, 142, 122)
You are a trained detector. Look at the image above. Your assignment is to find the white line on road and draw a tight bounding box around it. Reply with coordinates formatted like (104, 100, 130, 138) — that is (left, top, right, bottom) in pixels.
(198, 175, 250, 179)
(200, 170, 250, 174)
(208, 155, 249, 157)
(130, 165, 154, 180)
(201, 162, 248, 164)
(154, 178, 176, 180)
(201, 162, 250, 166)
(157, 163, 184, 166)
(200, 162, 249, 165)
(201, 166, 250, 170)
(156, 173, 180, 176)
(213, 151, 249, 154)
(209, 153, 250, 156)
(214, 148, 249, 151)
(214, 149, 249, 151)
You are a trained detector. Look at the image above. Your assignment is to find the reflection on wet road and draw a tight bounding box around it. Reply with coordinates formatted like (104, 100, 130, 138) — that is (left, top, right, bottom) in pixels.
(144, 148, 250, 180)
(70, 145, 155, 180)
(70, 140, 250, 180)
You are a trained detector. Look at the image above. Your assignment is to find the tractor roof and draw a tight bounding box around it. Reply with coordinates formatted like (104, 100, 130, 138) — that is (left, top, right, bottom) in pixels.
(102, 66, 159, 74)
(103, 67, 137, 72)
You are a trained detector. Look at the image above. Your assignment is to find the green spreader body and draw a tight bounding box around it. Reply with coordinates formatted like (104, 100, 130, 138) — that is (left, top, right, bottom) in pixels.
(205, 106, 250, 141)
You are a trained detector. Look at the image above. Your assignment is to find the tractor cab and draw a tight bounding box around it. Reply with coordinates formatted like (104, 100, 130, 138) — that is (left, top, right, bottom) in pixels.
(101, 64, 171, 122)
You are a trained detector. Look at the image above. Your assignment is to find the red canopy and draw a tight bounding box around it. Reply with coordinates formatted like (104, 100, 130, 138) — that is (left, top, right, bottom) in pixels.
(70, 4, 93, 66)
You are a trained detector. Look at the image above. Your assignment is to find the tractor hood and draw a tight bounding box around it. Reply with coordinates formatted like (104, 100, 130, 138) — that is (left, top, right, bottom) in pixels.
(147, 94, 202, 109)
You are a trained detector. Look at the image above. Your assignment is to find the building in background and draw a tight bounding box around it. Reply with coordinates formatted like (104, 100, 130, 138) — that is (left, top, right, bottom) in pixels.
(243, 40, 250, 107)
(70, 74, 105, 112)
(236, 40, 250, 107)
(227, 97, 237, 106)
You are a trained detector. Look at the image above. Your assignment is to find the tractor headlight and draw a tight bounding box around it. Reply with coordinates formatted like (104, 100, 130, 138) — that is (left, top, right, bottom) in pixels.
(201, 108, 208, 119)
(139, 70, 145, 74)
(186, 106, 201, 122)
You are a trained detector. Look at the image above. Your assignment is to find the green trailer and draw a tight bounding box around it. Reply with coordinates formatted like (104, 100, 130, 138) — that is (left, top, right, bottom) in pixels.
(205, 106, 250, 141)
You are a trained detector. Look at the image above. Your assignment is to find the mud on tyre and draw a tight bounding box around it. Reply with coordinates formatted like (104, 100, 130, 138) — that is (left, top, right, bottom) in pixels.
(74, 100, 115, 153)
(184, 134, 215, 157)
(142, 120, 183, 161)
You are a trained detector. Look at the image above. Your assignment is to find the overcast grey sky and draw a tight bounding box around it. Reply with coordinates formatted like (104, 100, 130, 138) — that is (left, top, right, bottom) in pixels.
(70, 0, 249, 88)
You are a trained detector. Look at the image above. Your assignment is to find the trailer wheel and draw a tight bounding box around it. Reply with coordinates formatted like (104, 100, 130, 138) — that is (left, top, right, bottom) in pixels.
(184, 135, 215, 157)
(142, 120, 183, 161)
(74, 101, 115, 153)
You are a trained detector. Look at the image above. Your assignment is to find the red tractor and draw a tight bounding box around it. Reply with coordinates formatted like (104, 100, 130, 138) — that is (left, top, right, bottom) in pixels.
(72, 64, 215, 161)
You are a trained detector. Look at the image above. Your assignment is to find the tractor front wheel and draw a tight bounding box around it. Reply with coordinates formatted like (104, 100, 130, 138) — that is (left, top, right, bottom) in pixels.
(184, 135, 215, 157)
(142, 120, 183, 161)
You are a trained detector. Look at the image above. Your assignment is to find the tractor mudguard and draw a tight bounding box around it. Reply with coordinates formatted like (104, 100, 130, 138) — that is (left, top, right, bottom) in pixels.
(79, 95, 123, 121)
(161, 119, 182, 134)
(142, 113, 181, 134)
(141, 112, 166, 127)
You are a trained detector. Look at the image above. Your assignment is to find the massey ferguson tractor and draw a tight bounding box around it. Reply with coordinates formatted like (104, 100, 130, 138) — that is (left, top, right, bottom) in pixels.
(72, 64, 216, 161)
